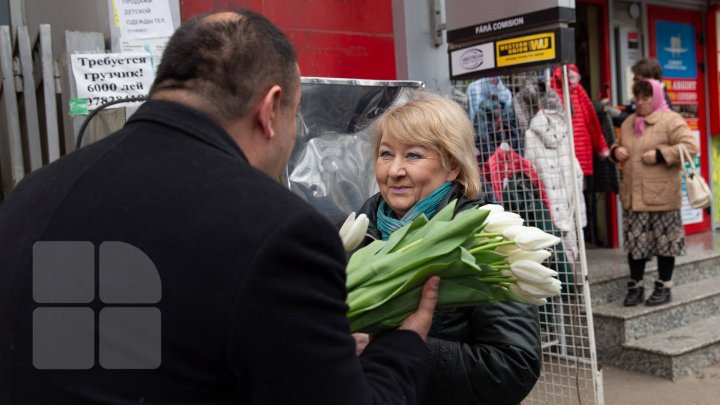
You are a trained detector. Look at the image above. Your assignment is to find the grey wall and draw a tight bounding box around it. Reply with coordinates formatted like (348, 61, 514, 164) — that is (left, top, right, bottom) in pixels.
(392, 0, 453, 96)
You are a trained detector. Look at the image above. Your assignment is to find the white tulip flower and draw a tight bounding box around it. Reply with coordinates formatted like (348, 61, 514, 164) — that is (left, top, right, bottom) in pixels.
(478, 204, 505, 212)
(484, 211, 524, 232)
(510, 260, 558, 283)
(509, 284, 548, 305)
(339, 212, 369, 252)
(512, 227, 561, 250)
(507, 249, 552, 264)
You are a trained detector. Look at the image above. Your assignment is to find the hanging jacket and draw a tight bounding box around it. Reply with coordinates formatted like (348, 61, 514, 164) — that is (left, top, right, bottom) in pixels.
(524, 108, 587, 260)
(500, 171, 575, 298)
(467, 77, 513, 129)
(551, 65, 609, 175)
(485, 146, 551, 211)
(474, 99, 523, 162)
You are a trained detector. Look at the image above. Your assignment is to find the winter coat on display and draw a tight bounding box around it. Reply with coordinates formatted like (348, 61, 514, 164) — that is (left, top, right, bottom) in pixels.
(513, 79, 542, 136)
(611, 110, 697, 211)
(551, 65, 609, 175)
(467, 77, 513, 129)
(485, 146, 551, 212)
(499, 171, 575, 298)
(524, 107, 587, 260)
(358, 184, 542, 405)
(474, 99, 523, 162)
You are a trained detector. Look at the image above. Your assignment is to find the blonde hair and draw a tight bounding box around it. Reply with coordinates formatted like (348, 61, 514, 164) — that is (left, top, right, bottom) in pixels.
(372, 90, 482, 199)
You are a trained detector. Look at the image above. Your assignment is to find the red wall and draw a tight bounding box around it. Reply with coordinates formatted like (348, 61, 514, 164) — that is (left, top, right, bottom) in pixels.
(180, 0, 397, 79)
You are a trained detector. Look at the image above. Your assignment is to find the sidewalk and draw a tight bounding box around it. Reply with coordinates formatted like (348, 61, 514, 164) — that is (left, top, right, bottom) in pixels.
(603, 362, 720, 405)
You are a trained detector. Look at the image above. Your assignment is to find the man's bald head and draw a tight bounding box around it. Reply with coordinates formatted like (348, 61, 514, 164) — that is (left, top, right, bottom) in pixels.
(150, 9, 298, 124)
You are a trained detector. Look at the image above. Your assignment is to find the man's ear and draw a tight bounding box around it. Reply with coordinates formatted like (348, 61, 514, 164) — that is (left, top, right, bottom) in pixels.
(257, 85, 283, 140)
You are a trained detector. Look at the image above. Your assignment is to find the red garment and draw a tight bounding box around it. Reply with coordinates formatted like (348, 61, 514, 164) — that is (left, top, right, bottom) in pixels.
(485, 147, 552, 211)
(551, 65, 609, 175)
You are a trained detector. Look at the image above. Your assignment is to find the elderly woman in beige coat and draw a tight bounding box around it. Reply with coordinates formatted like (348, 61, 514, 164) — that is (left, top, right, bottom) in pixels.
(610, 79, 697, 307)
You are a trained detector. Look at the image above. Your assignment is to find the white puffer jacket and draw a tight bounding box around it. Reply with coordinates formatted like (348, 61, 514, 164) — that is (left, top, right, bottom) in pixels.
(525, 108, 587, 259)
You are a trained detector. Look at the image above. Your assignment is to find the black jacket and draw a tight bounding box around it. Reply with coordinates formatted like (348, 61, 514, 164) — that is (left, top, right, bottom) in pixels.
(358, 184, 542, 405)
(0, 100, 431, 404)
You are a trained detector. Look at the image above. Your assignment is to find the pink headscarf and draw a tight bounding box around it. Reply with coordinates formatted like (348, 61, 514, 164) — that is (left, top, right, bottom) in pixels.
(634, 79, 670, 136)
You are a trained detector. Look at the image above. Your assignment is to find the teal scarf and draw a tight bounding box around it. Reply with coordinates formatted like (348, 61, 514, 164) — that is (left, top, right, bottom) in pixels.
(376, 182, 453, 240)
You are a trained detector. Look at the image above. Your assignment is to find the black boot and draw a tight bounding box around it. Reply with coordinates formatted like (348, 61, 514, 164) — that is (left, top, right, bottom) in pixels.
(623, 280, 644, 306)
(645, 280, 672, 306)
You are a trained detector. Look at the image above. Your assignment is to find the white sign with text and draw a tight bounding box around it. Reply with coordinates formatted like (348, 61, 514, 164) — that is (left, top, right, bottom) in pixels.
(71, 53, 154, 109)
(115, 0, 174, 40)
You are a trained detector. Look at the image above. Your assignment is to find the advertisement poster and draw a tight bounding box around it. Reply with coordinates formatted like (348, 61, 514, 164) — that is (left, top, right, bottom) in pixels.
(655, 21, 697, 79)
(656, 20, 703, 225)
(70, 53, 154, 110)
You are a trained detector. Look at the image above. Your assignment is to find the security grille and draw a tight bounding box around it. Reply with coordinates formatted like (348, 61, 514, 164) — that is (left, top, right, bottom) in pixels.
(454, 66, 602, 405)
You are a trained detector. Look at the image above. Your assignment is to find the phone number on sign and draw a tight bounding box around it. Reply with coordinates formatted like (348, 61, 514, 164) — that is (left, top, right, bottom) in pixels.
(87, 94, 145, 108)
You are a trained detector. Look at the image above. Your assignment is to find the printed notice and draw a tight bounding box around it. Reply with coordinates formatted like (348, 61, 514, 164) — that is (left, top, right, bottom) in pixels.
(71, 53, 154, 109)
(115, 0, 174, 40)
(120, 37, 169, 72)
(495, 32, 555, 68)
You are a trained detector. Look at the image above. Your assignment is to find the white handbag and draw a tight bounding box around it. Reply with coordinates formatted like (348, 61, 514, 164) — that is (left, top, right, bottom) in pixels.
(678, 143, 711, 209)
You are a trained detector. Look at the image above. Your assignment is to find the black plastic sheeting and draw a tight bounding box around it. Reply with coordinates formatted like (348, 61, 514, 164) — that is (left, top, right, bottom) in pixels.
(286, 79, 422, 226)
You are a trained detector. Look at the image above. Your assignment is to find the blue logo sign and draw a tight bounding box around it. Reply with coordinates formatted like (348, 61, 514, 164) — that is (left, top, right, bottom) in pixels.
(655, 21, 697, 79)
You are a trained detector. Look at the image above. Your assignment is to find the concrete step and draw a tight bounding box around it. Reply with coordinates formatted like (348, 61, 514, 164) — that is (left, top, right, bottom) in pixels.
(588, 254, 720, 306)
(617, 315, 720, 380)
(593, 275, 720, 364)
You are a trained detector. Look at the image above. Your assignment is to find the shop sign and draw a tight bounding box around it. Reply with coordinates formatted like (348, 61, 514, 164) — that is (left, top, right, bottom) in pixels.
(449, 28, 573, 80)
(449, 42, 496, 77)
(446, 0, 575, 44)
(496, 32, 555, 67)
(656, 21, 697, 79)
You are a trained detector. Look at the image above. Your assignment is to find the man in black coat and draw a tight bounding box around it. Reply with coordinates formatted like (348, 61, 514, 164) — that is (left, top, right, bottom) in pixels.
(0, 10, 439, 404)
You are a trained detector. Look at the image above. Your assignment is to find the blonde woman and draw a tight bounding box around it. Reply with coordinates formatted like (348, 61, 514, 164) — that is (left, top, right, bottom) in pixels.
(356, 91, 542, 405)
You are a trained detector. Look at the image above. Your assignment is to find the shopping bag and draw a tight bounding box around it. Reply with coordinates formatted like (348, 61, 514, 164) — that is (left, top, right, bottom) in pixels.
(678, 143, 711, 209)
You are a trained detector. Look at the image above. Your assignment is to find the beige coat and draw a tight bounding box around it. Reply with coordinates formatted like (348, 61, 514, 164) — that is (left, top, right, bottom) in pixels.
(611, 110, 697, 211)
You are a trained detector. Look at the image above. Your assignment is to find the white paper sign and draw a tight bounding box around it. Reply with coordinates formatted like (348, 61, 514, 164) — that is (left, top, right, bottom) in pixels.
(120, 36, 170, 72)
(450, 42, 496, 78)
(115, 0, 174, 40)
(71, 53, 155, 109)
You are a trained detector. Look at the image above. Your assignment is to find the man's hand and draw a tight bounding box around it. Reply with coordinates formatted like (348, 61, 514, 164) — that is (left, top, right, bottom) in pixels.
(641, 150, 657, 165)
(614, 146, 630, 163)
(352, 333, 370, 356)
(398, 276, 440, 341)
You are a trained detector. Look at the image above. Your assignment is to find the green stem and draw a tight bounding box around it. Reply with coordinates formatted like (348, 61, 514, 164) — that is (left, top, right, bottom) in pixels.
(473, 232, 503, 238)
(469, 240, 516, 254)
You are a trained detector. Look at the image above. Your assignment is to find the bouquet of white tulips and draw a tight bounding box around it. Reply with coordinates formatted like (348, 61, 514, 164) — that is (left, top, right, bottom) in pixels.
(340, 201, 562, 334)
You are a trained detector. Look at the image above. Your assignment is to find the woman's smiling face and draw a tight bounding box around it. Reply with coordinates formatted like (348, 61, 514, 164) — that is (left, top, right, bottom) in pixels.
(375, 134, 459, 218)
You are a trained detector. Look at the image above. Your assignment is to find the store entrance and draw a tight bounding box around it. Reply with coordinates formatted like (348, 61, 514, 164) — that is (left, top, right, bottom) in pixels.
(576, 0, 618, 248)
(648, 5, 711, 235)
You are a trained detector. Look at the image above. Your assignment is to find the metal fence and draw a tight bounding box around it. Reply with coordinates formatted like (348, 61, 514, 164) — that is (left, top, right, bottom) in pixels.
(454, 67, 602, 405)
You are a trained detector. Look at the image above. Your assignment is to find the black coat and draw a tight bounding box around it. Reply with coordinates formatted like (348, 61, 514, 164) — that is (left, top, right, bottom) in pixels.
(0, 100, 431, 404)
(358, 184, 542, 405)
